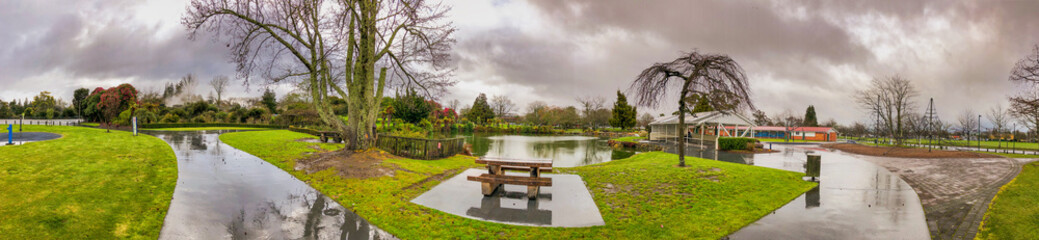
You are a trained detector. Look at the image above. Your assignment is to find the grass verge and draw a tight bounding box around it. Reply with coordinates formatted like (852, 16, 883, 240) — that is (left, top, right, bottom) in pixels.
(977, 161, 1039, 239)
(972, 151, 1039, 159)
(0, 125, 177, 239)
(610, 136, 646, 143)
(221, 130, 816, 239)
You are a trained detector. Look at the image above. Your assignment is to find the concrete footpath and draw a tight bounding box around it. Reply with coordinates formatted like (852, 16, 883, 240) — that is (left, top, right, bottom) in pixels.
(855, 155, 1022, 240)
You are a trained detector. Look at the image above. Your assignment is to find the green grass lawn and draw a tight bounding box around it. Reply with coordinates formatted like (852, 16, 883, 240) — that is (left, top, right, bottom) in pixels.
(977, 161, 1039, 239)
(80, 122, 100, 127)
(221, 130, 816, 239)
(141, 127, 271, 131)
(0, 125, 177, 239)
(972, 151, 1039, 158)
(611, 136, 646, 143)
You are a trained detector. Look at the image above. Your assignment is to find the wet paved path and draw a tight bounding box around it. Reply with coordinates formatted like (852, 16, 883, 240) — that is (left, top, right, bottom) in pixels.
(854, 155, 1020, 239)
(151, 131, 393, 240)
(726, 145, 930, 239)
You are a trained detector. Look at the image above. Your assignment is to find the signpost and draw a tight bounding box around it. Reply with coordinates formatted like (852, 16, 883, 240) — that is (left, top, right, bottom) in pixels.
(132, 116, 138, 136)
(6, 124, 12, 145)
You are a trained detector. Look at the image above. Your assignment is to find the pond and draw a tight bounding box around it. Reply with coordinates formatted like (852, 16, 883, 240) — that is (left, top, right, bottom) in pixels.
(149, 130, 393, 240)
(461, 133, 634, 167)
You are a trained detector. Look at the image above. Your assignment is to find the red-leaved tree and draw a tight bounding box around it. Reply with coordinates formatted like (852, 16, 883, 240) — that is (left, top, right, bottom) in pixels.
(97, 84, 138, 132)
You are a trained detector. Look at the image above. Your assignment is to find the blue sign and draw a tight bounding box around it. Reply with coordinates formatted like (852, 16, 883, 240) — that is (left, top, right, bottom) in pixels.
(7, 124, 12, 145)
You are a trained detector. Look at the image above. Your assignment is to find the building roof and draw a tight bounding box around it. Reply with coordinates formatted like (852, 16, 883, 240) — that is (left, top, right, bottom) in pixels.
(649, 111, 756, 127)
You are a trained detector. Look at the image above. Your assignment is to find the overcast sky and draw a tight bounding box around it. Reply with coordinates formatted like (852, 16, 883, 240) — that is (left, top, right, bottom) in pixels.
(2, 0, 1038, 126)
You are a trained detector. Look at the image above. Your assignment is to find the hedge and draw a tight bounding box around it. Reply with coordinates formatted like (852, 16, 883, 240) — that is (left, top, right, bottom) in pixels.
(719, 137, 758, 151)
(138, 123, 287, 129)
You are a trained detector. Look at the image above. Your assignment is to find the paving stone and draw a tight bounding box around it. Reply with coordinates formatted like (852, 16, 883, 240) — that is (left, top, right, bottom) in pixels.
(854, 155, 1020, 240)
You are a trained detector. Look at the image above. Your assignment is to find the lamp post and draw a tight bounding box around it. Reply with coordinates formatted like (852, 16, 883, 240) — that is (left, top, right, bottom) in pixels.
(978, 115, 982, 150)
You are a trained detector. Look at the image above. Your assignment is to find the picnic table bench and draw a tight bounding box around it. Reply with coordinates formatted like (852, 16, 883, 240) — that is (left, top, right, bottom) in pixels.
(318, 131, 342, 143)
(467, 156, 553, 199)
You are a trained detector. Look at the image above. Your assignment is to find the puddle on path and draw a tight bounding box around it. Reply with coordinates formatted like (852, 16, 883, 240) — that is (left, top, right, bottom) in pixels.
(150, 130, 394, 240)
(724, 144, 931, 239)
(0, 132, 61, 146)
(411, 169, 605, 227)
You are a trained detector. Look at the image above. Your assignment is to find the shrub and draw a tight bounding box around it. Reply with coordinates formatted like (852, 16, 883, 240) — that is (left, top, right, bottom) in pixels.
(719, 137, 758, 151)
(115, 109, 133, 126)
(160, 113, 180, 123)
(418, 119, 433, 131)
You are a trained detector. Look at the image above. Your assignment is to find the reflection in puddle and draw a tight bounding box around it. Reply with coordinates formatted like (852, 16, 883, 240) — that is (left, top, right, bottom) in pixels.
(466, 191, 553, 226)
(723, 144, 930, 239)
(0, 132, 62, 146)
(150, 130, 394, 240)
(411, 169, 604, 227)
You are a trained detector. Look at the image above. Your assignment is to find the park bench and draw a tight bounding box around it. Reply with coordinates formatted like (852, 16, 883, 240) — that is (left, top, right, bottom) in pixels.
(318, 131, 342, 143)
(467, 156, 553, 199)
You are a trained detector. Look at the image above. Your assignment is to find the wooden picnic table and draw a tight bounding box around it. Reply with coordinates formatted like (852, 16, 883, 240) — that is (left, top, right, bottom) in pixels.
(467, 156, 553, 199)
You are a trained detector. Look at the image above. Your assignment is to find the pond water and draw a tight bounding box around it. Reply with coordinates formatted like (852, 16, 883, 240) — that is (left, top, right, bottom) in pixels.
(462, 134, 634, 167)
(150, 130, 393, 240)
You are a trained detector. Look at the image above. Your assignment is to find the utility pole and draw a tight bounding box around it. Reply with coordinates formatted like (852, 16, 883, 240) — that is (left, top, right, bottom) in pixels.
(978, 115, 982, 150)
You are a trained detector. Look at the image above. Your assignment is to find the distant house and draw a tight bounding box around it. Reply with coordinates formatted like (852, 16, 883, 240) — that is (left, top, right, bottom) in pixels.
(747, 126, 839, 141)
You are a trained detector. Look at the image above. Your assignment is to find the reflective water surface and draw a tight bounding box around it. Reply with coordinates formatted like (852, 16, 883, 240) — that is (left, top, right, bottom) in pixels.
(411, 169, 605, 227)
(151, 131, 393, 240)
(726, 144, 930, 239)
(464, 134, 633, 167)
(0, 132, 61, 146)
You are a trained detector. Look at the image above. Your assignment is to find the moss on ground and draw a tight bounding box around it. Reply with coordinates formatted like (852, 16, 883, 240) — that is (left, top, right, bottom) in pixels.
(0, 125, 177, 239)
(221, 130, 816, 239)
(977, 161, 1039, 239)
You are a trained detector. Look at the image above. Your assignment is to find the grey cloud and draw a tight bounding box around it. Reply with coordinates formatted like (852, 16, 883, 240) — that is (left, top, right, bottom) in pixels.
(449, 0, 1039, 124)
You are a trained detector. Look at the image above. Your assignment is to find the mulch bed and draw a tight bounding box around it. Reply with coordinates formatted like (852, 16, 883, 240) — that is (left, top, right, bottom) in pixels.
(294, 149, 403, 179)
(823, 143, 1000, 158)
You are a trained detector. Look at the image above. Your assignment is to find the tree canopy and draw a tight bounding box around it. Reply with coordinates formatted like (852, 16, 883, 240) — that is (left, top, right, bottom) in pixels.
(609, 91, 638, 129)
(466, 93, 495, 124)
(803, 105, 818, 127)
(631, 51, 753, 167)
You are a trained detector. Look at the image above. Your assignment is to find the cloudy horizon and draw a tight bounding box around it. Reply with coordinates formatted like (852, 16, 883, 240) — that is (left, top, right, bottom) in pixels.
(2, 0, 1038, 127)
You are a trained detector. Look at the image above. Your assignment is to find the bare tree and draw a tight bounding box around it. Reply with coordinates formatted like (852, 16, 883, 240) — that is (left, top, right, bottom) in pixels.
(638, 113, 655, 129)
(210, 76, 230, 108)
(525, 101, 548, 126)
(184, 0, 456, 150)
(1010, 45, 1039, 83)
(631, 51, 754, 167)
(957, 109, 978, 135)
(1009, 45, 1039, 139)
(576, 95, 606, 128)
(856, 76, 918, 145)
(489, 95, 516, 118)
(988, 104, 1010, 136)
(447, 99, 460, 111)
(751, 109, 771, 126)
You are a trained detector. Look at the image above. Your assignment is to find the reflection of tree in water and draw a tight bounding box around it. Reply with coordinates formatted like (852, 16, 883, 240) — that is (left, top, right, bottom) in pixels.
(466, 134, 492, 157)
(221, 188, 382, 240)
(226, 209, 248, 240)
(529, 139, 579, 160)
(189, 133, 208, 151)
